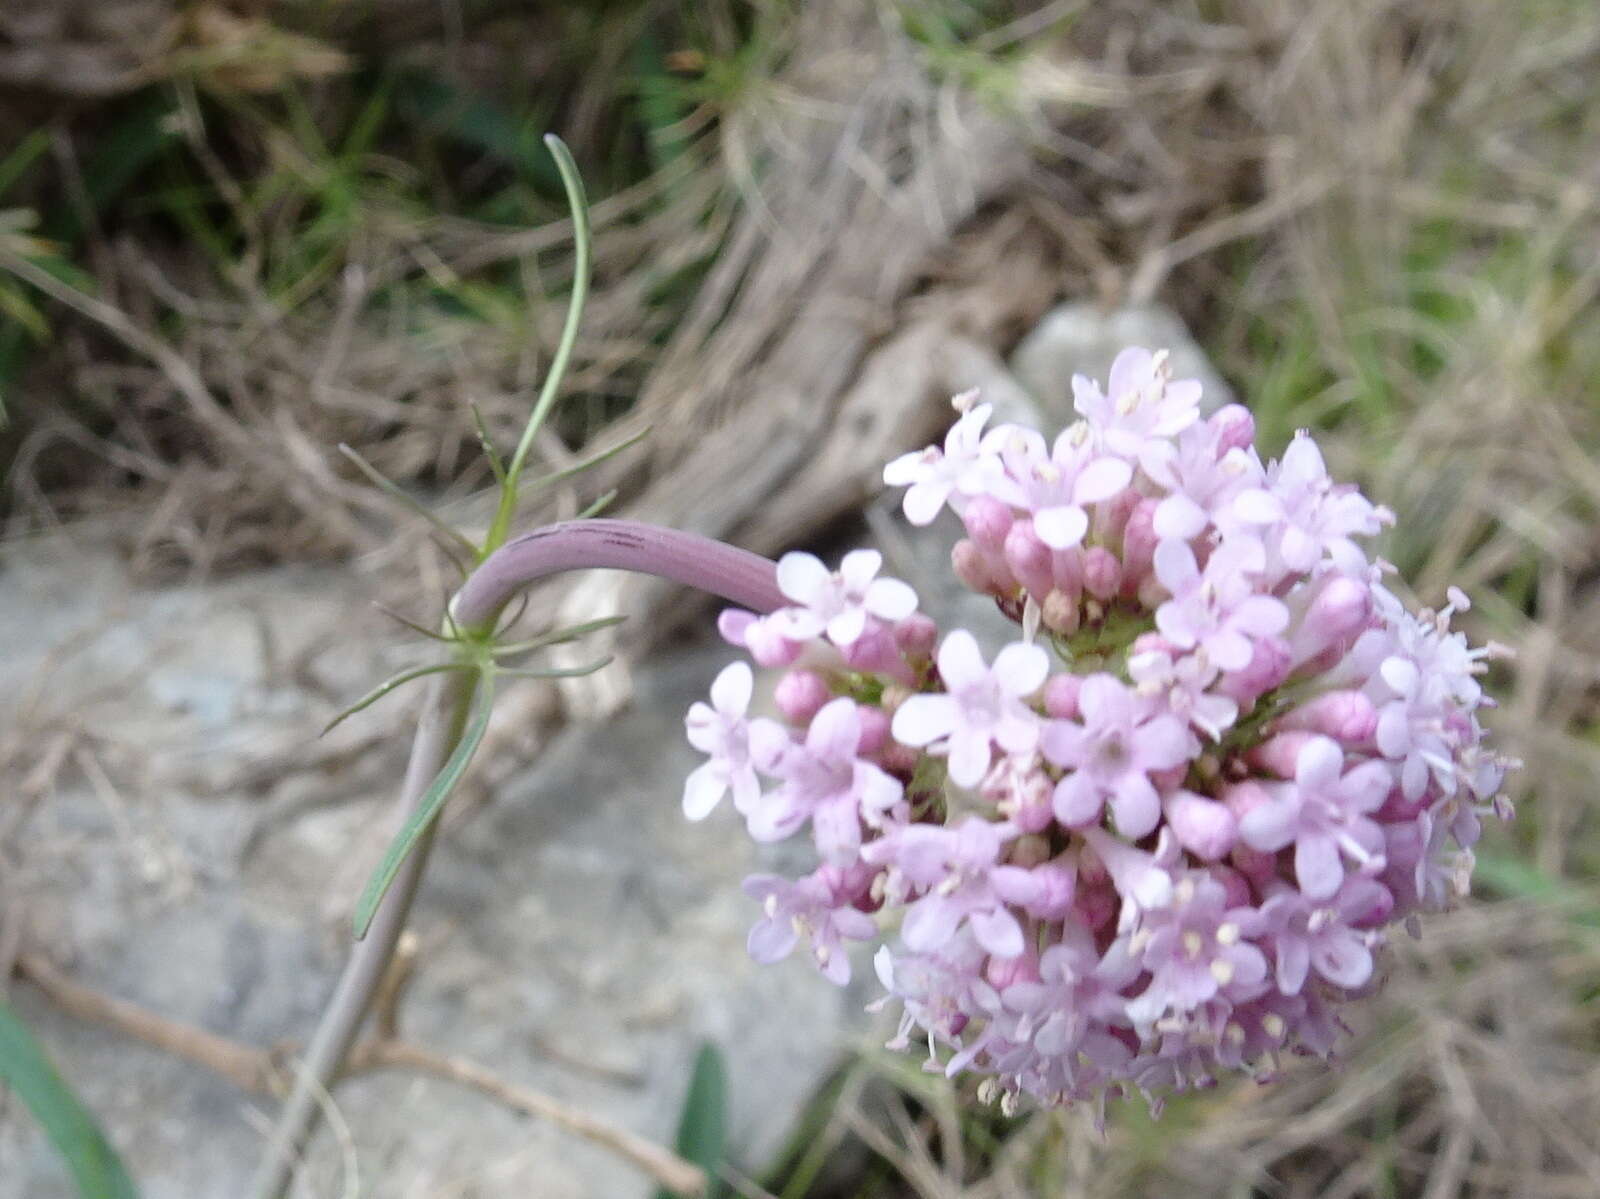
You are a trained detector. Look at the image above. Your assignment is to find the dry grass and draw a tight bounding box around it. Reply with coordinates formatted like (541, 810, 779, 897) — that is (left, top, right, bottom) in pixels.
(3, 0, 1599, 1196)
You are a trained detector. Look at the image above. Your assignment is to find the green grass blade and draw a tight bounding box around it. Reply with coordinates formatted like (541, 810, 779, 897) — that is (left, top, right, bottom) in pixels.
(0, 997, 139, 1199)
(352, 671, 495, 938)
(657, 1042, 727, 1199)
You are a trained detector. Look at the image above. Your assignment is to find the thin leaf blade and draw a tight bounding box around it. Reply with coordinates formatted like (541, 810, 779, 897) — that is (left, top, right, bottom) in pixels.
(353, 672, 495, 938)
(656, 1042, 727, 1199)
(0, 997, 139, 1199)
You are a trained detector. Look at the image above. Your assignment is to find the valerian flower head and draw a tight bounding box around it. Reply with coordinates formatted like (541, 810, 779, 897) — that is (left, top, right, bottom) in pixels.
(686, 344, 1515, 1115)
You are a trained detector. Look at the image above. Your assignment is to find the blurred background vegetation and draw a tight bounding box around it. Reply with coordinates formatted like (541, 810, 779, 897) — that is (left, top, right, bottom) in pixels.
(2, 1, 1599, 1196)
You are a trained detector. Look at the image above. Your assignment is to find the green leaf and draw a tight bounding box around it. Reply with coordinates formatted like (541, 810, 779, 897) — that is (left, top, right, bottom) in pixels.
(0, 997, 139, 1199)
(353, 670, 495, 938)
(657, 1042, 727, 1199)
(321, 662, 465, 735)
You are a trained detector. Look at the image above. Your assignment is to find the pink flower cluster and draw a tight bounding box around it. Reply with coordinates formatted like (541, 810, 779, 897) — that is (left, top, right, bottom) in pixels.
(684, 347, 1516, 1114)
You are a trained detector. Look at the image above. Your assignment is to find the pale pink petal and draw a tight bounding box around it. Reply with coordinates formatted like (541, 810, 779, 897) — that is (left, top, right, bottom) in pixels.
(775, 551, 830, 605)
(1109, 773, 1160, 839)
(892, 693, 958, 747)
(1034, 504, 1088, 549)
(865, 577, 918, 621)
(902, 894, 961, 952)
(747, 917, 798, 964)
(1238, 799, 1298, 851)
(807, 698, 861, 760)
(936, 629, 987, 690)
(1232, 488, 1284, 524)
(1153, 538, 1200, 594)
(1312, 933, 1372, 989)
(1294, 736, 1345, 790)
(708, 661, 753, 717)
(1137, 715, 1194, 770)
(970, 907, 1026, 958)
(826, 607, 868, 647)
(903, 480, 949, 525)
(947, 727, 993, 788)
(993, 642, 1049, 696)
(1052, 771, 1104, 827)
(1074, 456, 1134, 504)
(1296, 832, 1344, 899)
(683, 763, 726, 820)
(838, 548, 883, 590)
(1153, 493, 1208, 541)
(1275, 938, 1310, 995)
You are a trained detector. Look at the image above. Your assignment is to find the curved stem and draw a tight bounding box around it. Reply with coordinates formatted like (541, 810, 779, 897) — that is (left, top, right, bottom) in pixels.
(250, 520, 781, 1199)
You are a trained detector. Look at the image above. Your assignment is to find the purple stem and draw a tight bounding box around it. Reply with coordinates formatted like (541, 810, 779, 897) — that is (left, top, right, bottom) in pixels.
(453, 518, 786, 630)
(251, 520, 781, 1199)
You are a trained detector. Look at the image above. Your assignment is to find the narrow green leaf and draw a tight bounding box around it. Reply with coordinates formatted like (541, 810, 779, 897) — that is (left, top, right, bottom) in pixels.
(0, 997, 139, 1199)
(496, 656, 612, 680)
(337, 443, 477, 558)
(490, 614, 625, 658)
(576, 489, 618, 520)
(353, 672, 495, 938)
(524, 425, 651, 497)
(657, 1042, 727, 1199)
(321, 663, 464, 735)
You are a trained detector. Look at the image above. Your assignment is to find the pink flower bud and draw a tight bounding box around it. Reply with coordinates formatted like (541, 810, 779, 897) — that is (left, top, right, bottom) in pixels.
(893, 612, 939, 656)
(1210, 403, 1255, 453)
(774, 669, 831, 724)
(1074, 883, 1118, 932)
(1149, 764, 1187, 791)
(842, 623, 903, 676)
(1291, 574, 1374, 667)
(1164, 790, 1238, 860)
(962, 495, 1014, 551)
(1082, 546, 1122, 601)
(1248, 731, 1316, 778)
(745, 618, 802, 667)
(1376, 785, 1427, 822)
(1120, 500, 1159, 597)
(1050, 546, 1083, 595)
(1279, 690, 1378, 743)
(856, 705, 890, 754)
(1003, 518, 1054, 599)
(880, 743, 920, 774)
(1095, 486, 1141, 542)
(1207, 864, 1254, 908)
(1041, 589, 1080, 635)
(1023, 862, 1076, 919)
(1230, 843, 1278, 887)
(1220, 779, 1274, 820)
(1043, 673, 1081, 719)
(953, 539, 997, 595)
(1216, 636, 1292, 704)
(717, 608, 755, 647)
(986, 950, 1040, 989)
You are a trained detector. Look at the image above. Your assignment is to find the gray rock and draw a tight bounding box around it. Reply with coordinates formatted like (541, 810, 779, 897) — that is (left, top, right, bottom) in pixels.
(1010, 301, 1235, 420)
(0, 530, 867, 1197)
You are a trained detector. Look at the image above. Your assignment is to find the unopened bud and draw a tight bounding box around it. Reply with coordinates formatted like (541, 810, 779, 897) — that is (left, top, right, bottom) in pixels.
(1003, 518, 1055, 599)
(1041, 588, 1080, 635)
(1043, 673, 1082, 719)
(1210, 403, 1255, 453)
(774, 669, 831, 724)
(1164, 790, 1238, 861)
(1279, 690, 1378, 743)
(1082, 545, 1122, 601)
(962, 495, 1014, 551)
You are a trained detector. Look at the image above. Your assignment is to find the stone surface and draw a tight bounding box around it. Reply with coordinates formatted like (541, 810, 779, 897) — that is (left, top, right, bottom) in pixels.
(0, 529, 868, 1197)
(1010, 301, 1235, 421)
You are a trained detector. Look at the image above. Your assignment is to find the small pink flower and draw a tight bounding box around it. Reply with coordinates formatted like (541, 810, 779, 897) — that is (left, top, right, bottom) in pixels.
(891, 631, 1049, 787)
(1153, 537, 1289, 672)
(768, 549, 919, 648)
(683, 662, 762, 820)
(746, 699, 902, 863)
(1237, 736, 1390, 899)
(1041, 674, 1194, 837)
(988, 425, 1132, 549)
(883, 394, 1005, 524)
(1071, 346, 1203, 458)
